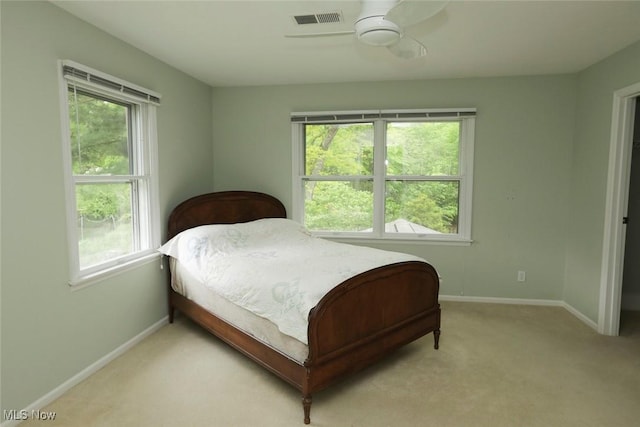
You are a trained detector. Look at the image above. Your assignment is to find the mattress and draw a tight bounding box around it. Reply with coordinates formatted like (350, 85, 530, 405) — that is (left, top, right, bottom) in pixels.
(160, 218, 425, 345)
(170, 257, 310, 363)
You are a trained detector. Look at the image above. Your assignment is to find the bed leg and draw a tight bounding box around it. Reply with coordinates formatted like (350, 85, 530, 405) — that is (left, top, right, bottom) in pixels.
(302, 395, 312, 424)
(433, 329, 440, 350)
(168, 305, 175, 324)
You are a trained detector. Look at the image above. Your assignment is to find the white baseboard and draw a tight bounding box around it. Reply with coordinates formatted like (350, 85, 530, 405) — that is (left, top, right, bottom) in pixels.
(440, 294, 598, 331)
(561, 301, 599, 331)
(1, 316, 168, 427)
(439, 294, 565, 307)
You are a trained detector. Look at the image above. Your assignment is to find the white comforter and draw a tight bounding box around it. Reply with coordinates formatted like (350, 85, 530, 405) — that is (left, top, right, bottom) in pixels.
(159, 218, 425, 344)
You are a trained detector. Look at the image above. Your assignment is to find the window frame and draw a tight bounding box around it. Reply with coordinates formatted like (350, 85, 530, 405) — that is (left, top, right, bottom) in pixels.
(291, 109, 475, 244)
(58, 60, 161, 287)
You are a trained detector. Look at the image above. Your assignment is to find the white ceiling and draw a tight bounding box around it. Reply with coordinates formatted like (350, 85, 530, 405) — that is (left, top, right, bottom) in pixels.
(51, 0, 640, 87)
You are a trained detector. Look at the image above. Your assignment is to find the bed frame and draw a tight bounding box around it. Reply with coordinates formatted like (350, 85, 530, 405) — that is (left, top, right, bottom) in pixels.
(166, 191, 441, 424)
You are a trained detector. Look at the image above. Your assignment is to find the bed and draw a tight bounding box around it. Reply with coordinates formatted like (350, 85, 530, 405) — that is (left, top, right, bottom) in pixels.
(161, 191, 441, 424)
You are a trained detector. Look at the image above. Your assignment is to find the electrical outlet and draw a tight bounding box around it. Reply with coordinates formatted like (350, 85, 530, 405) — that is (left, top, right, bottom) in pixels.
(517, 271, 526, 282)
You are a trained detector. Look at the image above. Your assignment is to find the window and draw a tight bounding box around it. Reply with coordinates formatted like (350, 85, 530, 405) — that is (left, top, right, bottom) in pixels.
(59, 61, 161, 286)
(292, 109, 475, 243)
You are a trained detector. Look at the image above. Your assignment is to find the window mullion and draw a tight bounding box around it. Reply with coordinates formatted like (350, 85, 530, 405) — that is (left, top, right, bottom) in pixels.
(385, 175, 463, 181)
(131, 180, 141, 252)
(73, 175, 141, 183)
(373, 120, 386, 237)
(301, 176, 373, 181)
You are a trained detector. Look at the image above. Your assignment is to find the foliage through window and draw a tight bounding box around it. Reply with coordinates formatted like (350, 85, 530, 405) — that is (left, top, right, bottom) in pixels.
(292, 110, 475, 242)
(60, 61, 161, 285)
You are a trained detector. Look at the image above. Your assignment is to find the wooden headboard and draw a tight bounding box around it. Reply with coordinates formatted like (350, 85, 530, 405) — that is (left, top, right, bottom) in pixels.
(167, 191, 287, 239)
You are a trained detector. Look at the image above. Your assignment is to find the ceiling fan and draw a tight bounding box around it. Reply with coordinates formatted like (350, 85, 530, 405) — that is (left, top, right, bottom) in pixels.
(285, 0, 448, 60)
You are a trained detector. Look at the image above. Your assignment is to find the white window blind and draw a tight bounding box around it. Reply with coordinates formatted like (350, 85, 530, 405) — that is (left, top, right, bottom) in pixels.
(291, 108, 476, 123)
(62, 60, 161, 105)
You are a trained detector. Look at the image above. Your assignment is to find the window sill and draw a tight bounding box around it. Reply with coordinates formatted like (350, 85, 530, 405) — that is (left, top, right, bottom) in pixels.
(69, 252, 161, 291)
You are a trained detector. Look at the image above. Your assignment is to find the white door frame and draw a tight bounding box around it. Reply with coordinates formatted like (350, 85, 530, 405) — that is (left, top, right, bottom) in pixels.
(599, 82, 640, 336)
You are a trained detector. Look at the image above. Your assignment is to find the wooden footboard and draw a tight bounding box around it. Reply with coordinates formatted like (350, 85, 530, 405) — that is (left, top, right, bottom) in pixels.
(308, 261, 440, 364)
(302, 260, 440, 422)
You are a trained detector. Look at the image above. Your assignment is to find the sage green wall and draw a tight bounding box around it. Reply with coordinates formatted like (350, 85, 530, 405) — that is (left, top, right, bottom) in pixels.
(564, 40, 640, 321)
(212, 75, 576, 302)
(1, 1, 213, 413)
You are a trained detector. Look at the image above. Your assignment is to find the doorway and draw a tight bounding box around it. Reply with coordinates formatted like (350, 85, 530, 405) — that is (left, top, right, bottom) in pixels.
(599, 83, 640, 336)
(620, 99, 640, 333)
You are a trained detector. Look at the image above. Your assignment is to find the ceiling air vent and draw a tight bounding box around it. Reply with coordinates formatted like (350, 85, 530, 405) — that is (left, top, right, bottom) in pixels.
(293, 12, 342, 25)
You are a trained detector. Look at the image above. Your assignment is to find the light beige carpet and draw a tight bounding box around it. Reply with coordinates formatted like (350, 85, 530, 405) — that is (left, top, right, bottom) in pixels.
(21, 302, 640, 426)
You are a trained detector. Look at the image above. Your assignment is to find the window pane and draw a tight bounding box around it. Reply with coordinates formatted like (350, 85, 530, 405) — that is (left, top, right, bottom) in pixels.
(385, 181, 459, 234)
(76, 183, 133, 268)
(68, 88, 131, 176)
(386, 122, 460, 176)
(304, 180, 373, 231)
(304, 123, 374, 176)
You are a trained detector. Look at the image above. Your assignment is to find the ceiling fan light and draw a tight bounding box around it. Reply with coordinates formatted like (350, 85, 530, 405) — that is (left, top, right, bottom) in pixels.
(355, 15, 401, 46)
(359, 29, 401, 46)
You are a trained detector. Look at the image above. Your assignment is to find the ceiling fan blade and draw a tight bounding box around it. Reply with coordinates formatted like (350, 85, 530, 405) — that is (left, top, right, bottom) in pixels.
(284, 30, 355, 39)
(387, 36, 427, 59)
(385, 0, 448, 28)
